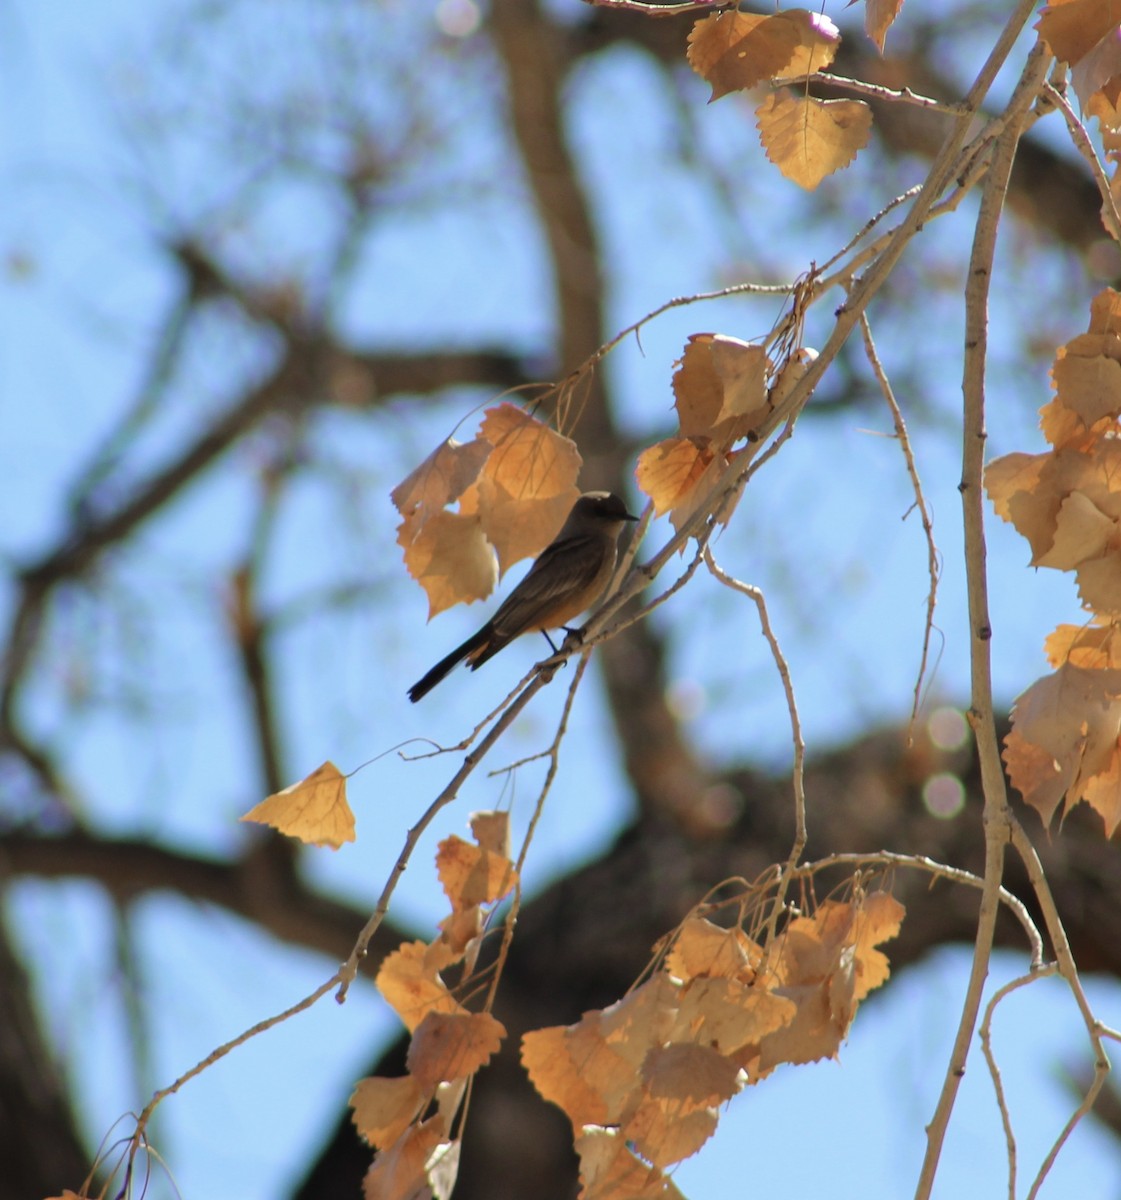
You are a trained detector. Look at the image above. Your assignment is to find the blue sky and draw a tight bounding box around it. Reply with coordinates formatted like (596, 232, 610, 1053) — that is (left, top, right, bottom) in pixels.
(4, 2, 1121, 1199)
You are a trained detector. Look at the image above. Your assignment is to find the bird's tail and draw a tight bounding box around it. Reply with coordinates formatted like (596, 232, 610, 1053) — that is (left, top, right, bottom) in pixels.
(407, 626, 492, 702)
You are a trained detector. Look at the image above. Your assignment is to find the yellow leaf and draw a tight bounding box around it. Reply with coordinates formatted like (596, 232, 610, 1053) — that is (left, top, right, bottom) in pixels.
(757, 92, 872, 190)
(240, 761, 355, 849)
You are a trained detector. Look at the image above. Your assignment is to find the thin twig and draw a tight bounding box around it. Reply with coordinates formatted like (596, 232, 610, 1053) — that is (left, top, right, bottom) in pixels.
(859, 312, 941, 736)
(779, 71, 970, 116)
(484, 653, 590, 1012)
(790, 851, 1043, 963)
(914, 34, 1051, 1200)
(337, 666, 559, 1001)
(1042, 81, 1121, 245)
(980, 967, 1060, 1199)
(703, 548, 806, 948)
(1009, 818, 1112, 1200)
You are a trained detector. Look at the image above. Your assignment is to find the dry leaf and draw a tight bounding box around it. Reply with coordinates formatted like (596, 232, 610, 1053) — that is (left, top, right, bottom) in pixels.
(757, 91, 872, 190)
(1045, 621, 1121, 668)
(240, 761, 355, 849)
(363, 1118, 449, 1200)
(1052, 349, 1121, 431)
(985, 452, 1048, 520)
(1078, 550, 1121, 613)
(391, 438, 491, 524)
(1073, 26, 1121, 109)
(522, 1022, 631, 1127)
(576, 1126, 686, 1200)
(1089, 286, 1121, 334)
(769, 346, 819, 408)
(687, 10, 839, 100)
(393, 403, 582, 612)
(673, 333, 771, 441)
(376, 941, 467, 1032)
(521, 977, 678, 1127)
(350, 1075, 425, 1149)
(475, 476, 580, 578)
(479, 403, 582, 499)
(402, 510, 498, 619)
(748, 896, 901, 1076)
(671, 976, 795, 1054)
(406, 1010, 505, 1089)
(986, 444, 1121, 570)
(635, 437, 716, 518)
(635, 435, 712, 512)
(665, 917, 761, 982)
(469, 809, 510, 856)
(435, 835, 518, 909)
(1004, 663, 1121, 834)
(861, 0, 905, 54)
(1037, 0, 1121, 67)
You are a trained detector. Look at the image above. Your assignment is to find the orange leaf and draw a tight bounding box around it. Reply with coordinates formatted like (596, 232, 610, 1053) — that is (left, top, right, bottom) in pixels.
(757, 92, 872, 190)
(479, 403, 582, 499)
(673, 333, 771, 440)
(635, 437, 715, 519)
(1004, 663, 1121, 833)
(665, 917, 761, 982)
(671, 976, 795, 1054)
(435, 835, 518, 909)
(1037, 0, 1121, 66)
(469, 809, 510, 856)
(239, 761, 355, 849)
(475, 476, 581, 577)
(1045, 621, 1121, 668)
(362, 1119, 453, 1200)
(862, 0, 905, 54)
(687, 10, 839, 101)
(575, 1126, 686, 1200)
(350, 1075, 425, 1149)
(391, 437, 491, 523)
(407, 1010, 505, 1089)
(376, 941, 467, 1032)
(402, 509, 498, 618)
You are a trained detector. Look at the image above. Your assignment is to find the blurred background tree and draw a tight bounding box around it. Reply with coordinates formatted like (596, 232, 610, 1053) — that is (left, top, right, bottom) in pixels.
(4, 1, 1121, 1198)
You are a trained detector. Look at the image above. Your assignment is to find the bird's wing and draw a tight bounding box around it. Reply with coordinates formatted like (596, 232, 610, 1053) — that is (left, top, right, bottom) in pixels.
(489, 532, 608, 637)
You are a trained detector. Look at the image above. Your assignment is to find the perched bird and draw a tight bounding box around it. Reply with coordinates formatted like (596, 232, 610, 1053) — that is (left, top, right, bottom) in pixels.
(408, 491, 639, 702)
